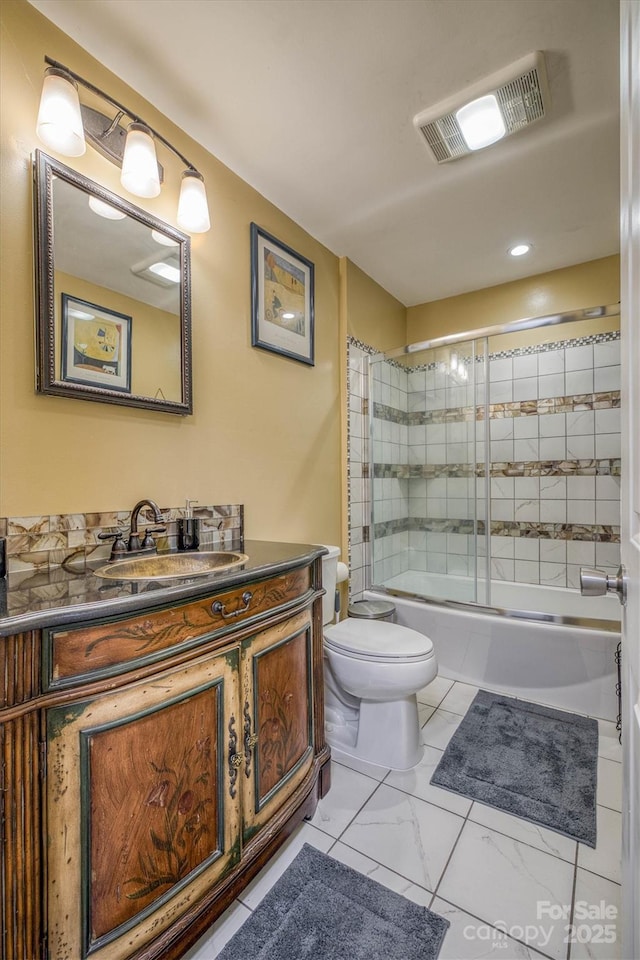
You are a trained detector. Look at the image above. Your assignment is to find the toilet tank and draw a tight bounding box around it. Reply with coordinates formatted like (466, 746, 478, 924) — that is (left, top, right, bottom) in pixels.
(320, 545, 340, 626)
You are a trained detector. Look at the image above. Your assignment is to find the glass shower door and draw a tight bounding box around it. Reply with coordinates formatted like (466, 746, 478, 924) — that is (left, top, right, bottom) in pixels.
(369, 338, 489, 605)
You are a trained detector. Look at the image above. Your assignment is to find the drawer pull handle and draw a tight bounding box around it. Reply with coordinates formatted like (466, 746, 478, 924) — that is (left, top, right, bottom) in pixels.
(212, 591, 253, 619)
(229, 753, 245, 768)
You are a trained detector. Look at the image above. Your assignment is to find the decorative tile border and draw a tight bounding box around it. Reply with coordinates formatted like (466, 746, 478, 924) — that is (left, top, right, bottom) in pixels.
(374, 459, 621, 479)
(408, 329, 620, 370)
(374, 517, 620, 543)
(373, 391, 621, 426)
(482, 328, 620, 362)
(1, 504, 244, 574)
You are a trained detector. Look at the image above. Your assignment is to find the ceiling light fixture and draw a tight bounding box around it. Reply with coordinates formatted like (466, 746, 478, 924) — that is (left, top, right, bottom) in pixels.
(455, 95, 506, 151)
(509, 243, 531, 257)
(36, 57, 211, 233)
(414, 51, 549, 163)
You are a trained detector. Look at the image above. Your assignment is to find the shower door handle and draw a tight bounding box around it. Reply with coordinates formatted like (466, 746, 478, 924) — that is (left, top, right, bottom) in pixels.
(580, 566, 627, 605)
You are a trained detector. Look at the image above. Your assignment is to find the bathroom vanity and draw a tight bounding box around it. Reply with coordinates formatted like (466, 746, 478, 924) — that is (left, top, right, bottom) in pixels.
(0, 541, 330, 960)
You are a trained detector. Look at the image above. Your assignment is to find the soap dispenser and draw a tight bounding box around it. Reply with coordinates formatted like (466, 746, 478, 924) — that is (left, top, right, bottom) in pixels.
(177, 498, 200, 551)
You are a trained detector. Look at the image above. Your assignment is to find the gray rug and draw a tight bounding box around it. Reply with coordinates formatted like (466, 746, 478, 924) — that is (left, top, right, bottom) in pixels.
(430, 690, 599, 847)
(217, 844, 449, 960)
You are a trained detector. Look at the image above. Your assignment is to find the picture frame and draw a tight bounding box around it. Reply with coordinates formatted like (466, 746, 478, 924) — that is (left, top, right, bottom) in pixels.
(250, 223, 315, 366)
(61, 293, 132, 393)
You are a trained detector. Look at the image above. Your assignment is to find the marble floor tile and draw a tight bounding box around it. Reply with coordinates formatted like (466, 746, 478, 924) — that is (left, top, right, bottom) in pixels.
(419, 701, 436, 726)
(385, 744, 473, 817)
(330, 841, 431, 907)
(330, 748, 390, 781)
(596, 720, 622, 763)
(439, 681, 481, 716)
(438, 820, 575, 960)
(340, 783, 464, 892)
(310, 761, 379, 838)
(597, 757, 622, 812)
(238, 821, 332, 910)
(469, 800, 577, 863)
(577, 805, 622, 884)
(417, 675, 454, 707)
(433, 897, 551, 960)
(421, 708, 463, 750)
(569, 869, 622, 960)
(181, 900, 251, 960)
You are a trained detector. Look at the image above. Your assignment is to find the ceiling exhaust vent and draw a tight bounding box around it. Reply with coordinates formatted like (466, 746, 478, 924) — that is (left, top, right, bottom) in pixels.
(413, 51, 549, 163)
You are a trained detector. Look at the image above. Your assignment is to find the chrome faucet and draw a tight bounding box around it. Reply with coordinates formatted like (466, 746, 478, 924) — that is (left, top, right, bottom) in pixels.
(99, 499, 166, 560)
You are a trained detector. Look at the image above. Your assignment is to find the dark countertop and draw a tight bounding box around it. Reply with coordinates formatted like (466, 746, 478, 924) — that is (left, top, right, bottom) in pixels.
(0, 540, 326, 636)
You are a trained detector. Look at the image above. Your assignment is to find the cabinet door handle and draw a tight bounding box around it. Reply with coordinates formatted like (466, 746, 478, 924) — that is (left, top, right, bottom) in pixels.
(212, 591, 253, 619)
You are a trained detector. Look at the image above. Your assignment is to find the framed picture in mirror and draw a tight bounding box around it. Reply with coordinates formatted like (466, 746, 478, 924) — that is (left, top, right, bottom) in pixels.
(61, 294, 132, 393)
(250, 223, 314, 366)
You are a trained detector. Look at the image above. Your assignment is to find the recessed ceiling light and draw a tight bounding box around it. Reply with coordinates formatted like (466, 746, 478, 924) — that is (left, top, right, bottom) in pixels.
(281, 312, 295, 320)
(509, 243, 531, 257)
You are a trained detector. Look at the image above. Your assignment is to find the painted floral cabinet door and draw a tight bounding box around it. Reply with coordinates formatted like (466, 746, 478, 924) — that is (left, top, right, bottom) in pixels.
(45, 647, 242, 960)
(240, 609, 314, 843)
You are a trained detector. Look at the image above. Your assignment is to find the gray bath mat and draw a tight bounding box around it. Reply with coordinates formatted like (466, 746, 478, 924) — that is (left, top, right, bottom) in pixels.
(217, 844, 449, 960)
(430, 690, 598, 847)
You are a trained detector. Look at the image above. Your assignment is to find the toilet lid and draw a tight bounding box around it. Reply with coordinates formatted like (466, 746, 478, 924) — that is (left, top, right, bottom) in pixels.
(324, 618, 434, 662)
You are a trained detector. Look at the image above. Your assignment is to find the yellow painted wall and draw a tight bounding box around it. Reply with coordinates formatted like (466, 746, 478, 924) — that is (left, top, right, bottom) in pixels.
(406, 255, 621, 349)
(0, 0, 341, 545)
(54, 271, 182, 401)
(342, 259, 406, 352)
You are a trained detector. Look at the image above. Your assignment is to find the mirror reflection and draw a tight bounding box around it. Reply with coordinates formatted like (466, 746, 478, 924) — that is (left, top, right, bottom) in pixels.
(35, 151, 192, 414)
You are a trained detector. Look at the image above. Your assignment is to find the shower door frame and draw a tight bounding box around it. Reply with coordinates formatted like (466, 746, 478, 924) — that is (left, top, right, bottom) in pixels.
(366, 302, 621, 633)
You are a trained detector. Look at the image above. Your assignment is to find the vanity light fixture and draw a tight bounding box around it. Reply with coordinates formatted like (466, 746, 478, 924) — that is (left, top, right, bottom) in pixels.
(151, 229, 179, 247)
(36, 58, 211, 232)
(36, 67, 86, 157)
(88, 195, 127, 220)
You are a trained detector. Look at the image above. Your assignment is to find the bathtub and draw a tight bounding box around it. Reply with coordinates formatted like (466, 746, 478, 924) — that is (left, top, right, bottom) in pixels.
(364, 576, 620, 721)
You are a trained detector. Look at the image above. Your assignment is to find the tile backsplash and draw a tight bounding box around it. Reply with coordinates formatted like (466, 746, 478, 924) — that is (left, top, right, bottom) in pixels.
(0, 504, 244, 574)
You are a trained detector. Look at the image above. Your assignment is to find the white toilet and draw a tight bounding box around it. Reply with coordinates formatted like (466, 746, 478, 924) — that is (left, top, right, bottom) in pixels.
(321, 546, 437, 770)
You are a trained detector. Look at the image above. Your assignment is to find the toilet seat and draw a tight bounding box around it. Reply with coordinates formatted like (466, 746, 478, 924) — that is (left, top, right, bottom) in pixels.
(324, 618, 434, 663)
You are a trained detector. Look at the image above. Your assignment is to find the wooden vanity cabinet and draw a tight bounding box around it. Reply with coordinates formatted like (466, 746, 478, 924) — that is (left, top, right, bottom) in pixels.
(0, 556, 330, 960)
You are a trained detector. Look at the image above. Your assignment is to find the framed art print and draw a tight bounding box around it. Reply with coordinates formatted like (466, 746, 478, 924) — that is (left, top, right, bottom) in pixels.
(250, 223, 314, 366)
(61, 293, 132, 393)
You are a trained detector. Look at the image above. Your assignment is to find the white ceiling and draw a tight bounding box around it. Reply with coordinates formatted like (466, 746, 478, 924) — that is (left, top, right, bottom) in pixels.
(29, 0, 620, 307)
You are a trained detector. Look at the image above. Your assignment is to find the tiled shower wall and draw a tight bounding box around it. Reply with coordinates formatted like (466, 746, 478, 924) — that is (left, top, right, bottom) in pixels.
(347, 330, 621, 600)
(347, 339, 375, 600)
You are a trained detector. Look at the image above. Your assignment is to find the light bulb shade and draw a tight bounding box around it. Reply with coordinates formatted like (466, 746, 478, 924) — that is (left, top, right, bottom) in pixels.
(456, 94, 506, 151)
(120, 123, 161, 198)
(88, 195, 127, 220)
(36, 68, 86, 157)
(177, 171, 211, 233)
